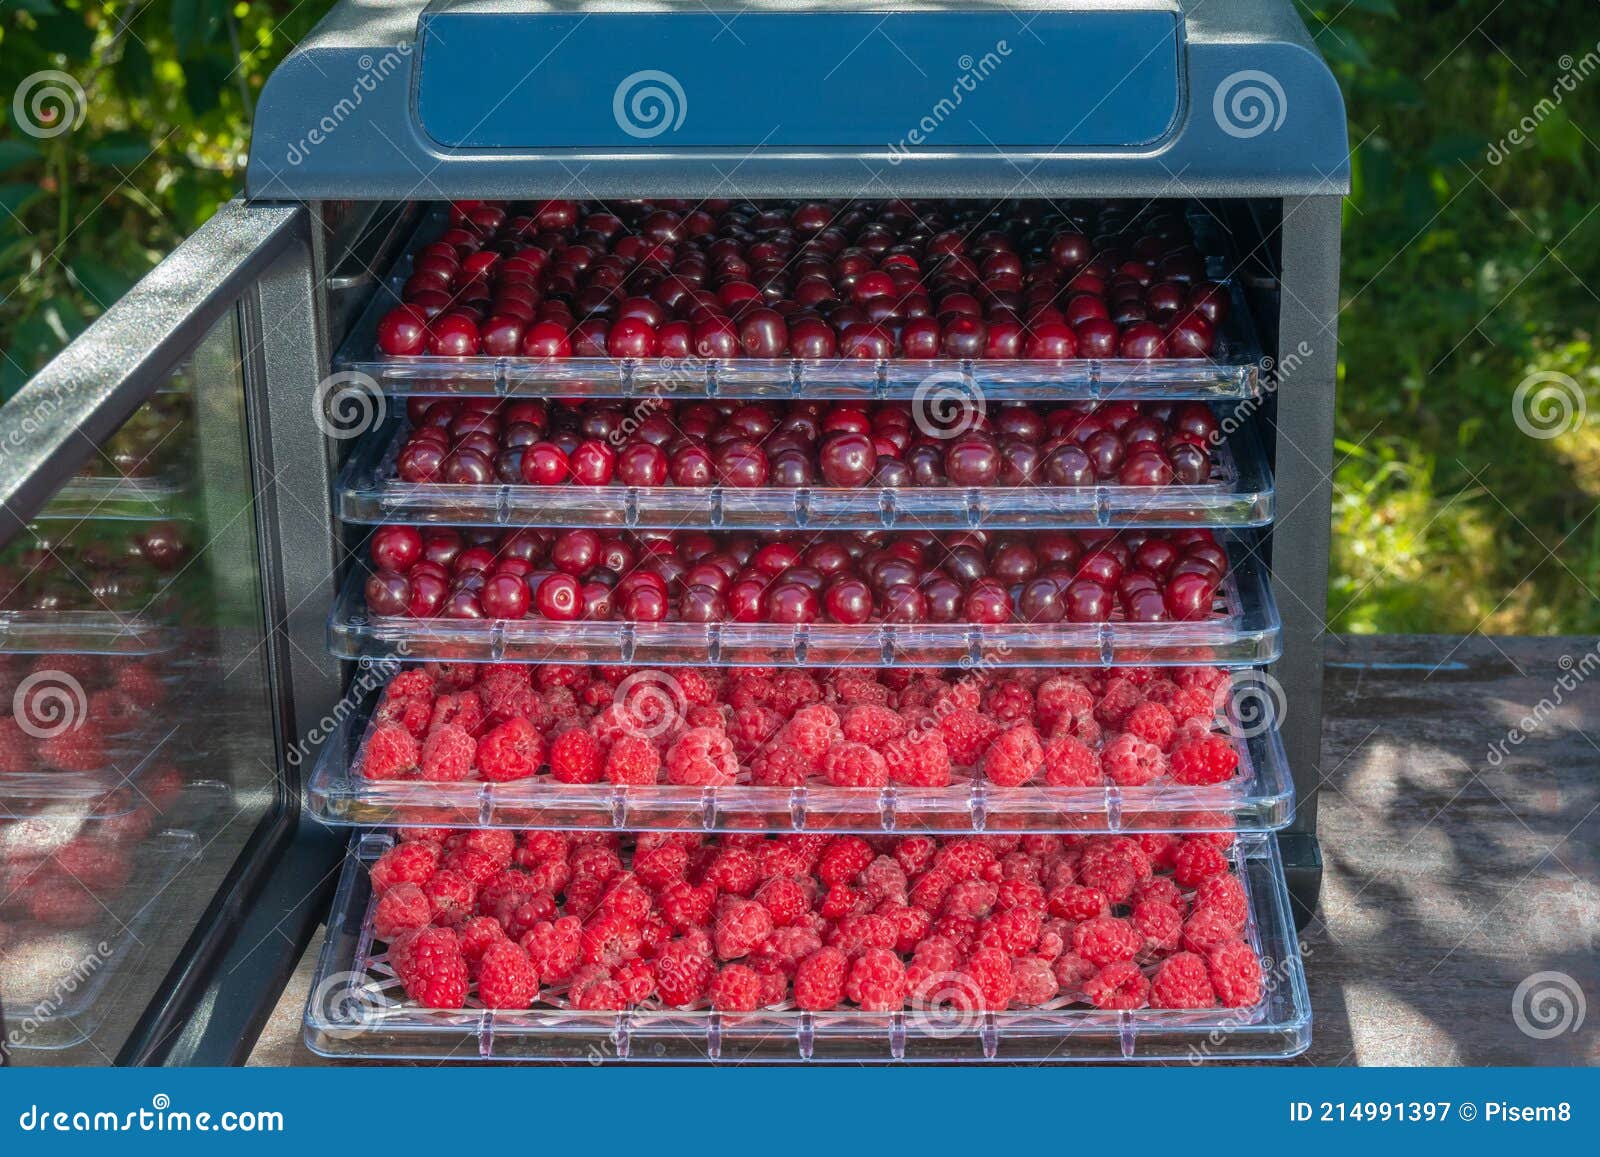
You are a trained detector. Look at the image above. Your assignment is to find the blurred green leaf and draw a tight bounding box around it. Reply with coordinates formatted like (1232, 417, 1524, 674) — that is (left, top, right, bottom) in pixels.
(29, 9, 96, 56)
(171, 0, 225, 54)
(68, 254, 138, 308)
(0, 183, 46, 219)
(0, 140, 41, 174)
(87, 132, 156, 168)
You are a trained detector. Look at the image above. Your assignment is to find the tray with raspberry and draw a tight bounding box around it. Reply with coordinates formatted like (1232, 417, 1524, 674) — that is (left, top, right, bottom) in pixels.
(336, 199, 1264, 399)
(335, 398, 1272, 531)
(331, 528, 1280, 667)
(303, 829, 1309, 1063)
(306, 664, 1294, 833)
(1, 827, 201, 1050)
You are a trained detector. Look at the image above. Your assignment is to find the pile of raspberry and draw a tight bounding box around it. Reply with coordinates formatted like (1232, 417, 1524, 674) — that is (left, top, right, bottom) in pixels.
(360, 662, 1241, 791)
(0, 653, 171, 776)
(370, 829, 1264, 1014)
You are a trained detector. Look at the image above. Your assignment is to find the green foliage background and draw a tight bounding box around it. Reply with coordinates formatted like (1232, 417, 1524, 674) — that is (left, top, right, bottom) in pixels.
(1, 0, 1597, 634)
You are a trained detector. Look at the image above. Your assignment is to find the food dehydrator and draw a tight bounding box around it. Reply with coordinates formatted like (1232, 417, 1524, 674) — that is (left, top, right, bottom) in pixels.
(0, 0, 1345, 1064)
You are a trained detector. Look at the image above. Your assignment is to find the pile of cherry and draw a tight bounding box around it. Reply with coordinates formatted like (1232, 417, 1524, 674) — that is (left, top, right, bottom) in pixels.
(365, 827, 1265, 1013)
(364, 526, 1230, 624)
(374, 198, 1230, 363)
(394, 396, 1220, 490)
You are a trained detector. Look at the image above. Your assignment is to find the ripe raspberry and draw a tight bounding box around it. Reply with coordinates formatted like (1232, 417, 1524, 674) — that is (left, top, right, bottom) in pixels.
(753, 925, 824, 974)
(633, 842, 689, 891)
(792, 946, 849, 1011)
(1041, 736, 1100, 787)
(908, 867, 953, 914)
(1169, 734, 1239, 785)
(1072, 916, 1142, 967)
(1149, 951, 1216, 1009)
(939, 708, 1000, 766)
(429, 691, 485, 737)
(894, 836, 938, 876)
(370, 841, 442, 893)
(569, 967, 627, 1010)
(817, 836, 874, 887)
(646, 938, 709, 1006)
(1011, 956, 1060, 1006)
(1172, 839, 1230, 888)
(458, 915, 509, 968)
(881, 730, 952, 787)
(840, 704, 906, 748)
(769, 669, 823, 717)
(756, 840, 810, 880)
(597, 874, 653, 924)
(820, 884, 868, 921)
(1131, 899, 1183, 955)
(933, 914, 978, 956)
(844, 946, 907, 1011)
(477, 941, 540, 1008)
(373, 882, 432, 940)
(519, 917, 581, 984)
(388, 668, 436, 700)
(1076, 837, 1151, 903)
(1193, 872, 1248, 926)
(933, 838, 996, 883)
(996, 878, 1047, 913)
(713, 897, 773, 960)
(362, 723, 419, 780)
(827, 912, 896, 957)
(941, 878, 999, 921)
(704, 847, 760, 897)
(730, 706, 783, 754)
(1099, 732, 1167, 786)
(1181, 906, 1244, 955)
(820, 740, 888, 787)
(782, 704, 841, 766)
(422, 868, 475, 926)
(982, 723, 1044, 786)
(461, 829, 514, 868)
(861, 855, 908, 902)
(962, 947, 1015, 1009)
(675, 669, 717, 707)
(610, 957, 656, 1004)
(598, 734, 656, 785)
(1208, 939, 1263, 1007)
(569, 843, 623, 884)
(1052, 952, 1096, 990)
(976, 907, 1043, 955)
(443, 847, 500, 887)
(1035, 676, 1095, 733)
(748, 743, 810, 786)
(1134, 875, 1186, 912)
(710, 963, 764, 1012)
(1045, 883, 1106, 922)
(754, 876, 809, 928)
(392, 926, 468, 1008)
(548, 727, 603, 784)
(1083, 960, 1150, 1010)
(1095, 677, 1143, 729)
(664, 727, 737, 786)
(657, 880, 717, 931)
(982, 679, 1035, 725)
(910, 935, 961, 975)
(877, 901, 932, 953)
(1122, 700, 1177, 751)
(475, 717, 544, 782)
(40, 723, 105, 772)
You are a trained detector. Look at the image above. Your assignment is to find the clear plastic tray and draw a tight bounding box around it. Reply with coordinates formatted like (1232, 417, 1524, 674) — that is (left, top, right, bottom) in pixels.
(303, 830, 1310, 1063)
(305, 678, 1295, 834)
(335, 418, 1273, 532)
(332, 216, 1264, 402)
(327, 536, 1280, 668)
(0, 608, 177, 656)
(2, 829, 202, 1051)
(31, 474, 190, 522)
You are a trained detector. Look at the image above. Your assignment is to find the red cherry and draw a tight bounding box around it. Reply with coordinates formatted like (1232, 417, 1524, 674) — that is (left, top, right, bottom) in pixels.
(1163, 572, 1216, 621)
(406, 570, 448, 617)
(1074, 317, 1119, 358)
(371, 525, 423, 572)
(679, 584, 728, 622)
(365, 571, 412, 616)
(715, 440, 770, 487)
(427, 313, 480, 356)
(616, 442, 669, 487)
(377, 306, 429, 355)
(962, 579, 1012, 624)
(520, 441, 570, 485)
(1118, 452, 1174, 486)
(765, 581, 820, 624)
(535, 573, 582, 620)
(729, 578, 767, 622)
(823, 577, 873, 624)
(481, 572, 531, 619)
(818, 432, 875, 487)
(570, 439, 617, 485)
(1024, 323, 1078, 359)
(1063, 578, 1112, 622)
(520, 320, 571, 358)
(1119, 322, 1167, 359)
(550, 529, 601, 575)
(668, 443, 715, 487)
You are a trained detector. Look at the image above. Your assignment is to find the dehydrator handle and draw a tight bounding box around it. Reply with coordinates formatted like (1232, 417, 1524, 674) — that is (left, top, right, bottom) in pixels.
(0, 200, 304, 546)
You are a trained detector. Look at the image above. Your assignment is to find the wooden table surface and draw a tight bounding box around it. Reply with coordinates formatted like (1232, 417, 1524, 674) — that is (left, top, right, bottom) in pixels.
(248, 634, 1600, 1066)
